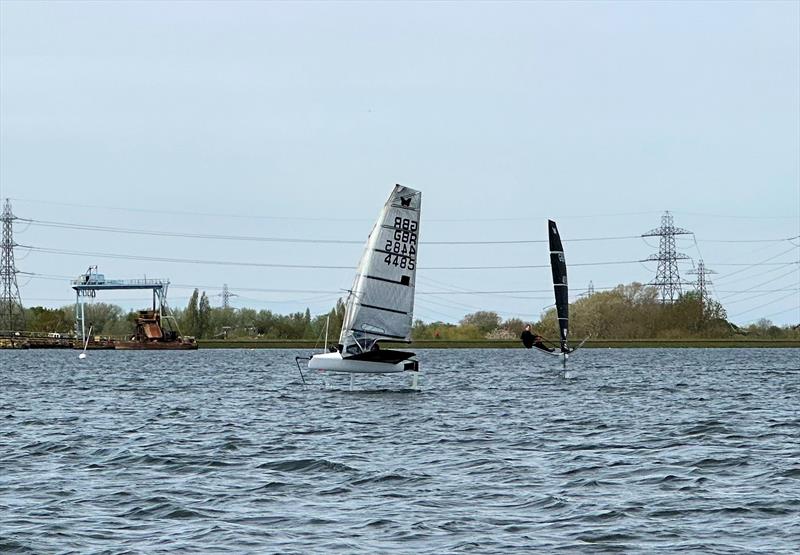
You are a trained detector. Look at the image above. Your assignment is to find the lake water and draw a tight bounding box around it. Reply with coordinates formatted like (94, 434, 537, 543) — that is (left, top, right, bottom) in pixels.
(1, 348, 798, 554)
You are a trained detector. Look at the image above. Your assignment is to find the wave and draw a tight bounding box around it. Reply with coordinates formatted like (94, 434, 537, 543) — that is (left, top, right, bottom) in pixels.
(256, 458, 357, 473)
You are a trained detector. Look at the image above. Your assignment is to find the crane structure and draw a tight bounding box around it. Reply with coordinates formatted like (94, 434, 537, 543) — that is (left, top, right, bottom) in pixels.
(71, 266, 171, 344)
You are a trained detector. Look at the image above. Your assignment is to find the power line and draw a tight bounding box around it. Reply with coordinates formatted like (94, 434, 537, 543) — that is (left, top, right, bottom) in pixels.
(722, 288, 800, 307)
(9, 197, 669, 223)
(17, 244, 645, 271)
(19, 245, 354, 270)
(11, 198, 369, 223)
(19, 217, 799, 246)
(17, 269, 798, 298)
(23, 219, 361, 245)
(671, 211, 799, 220)
(21, 217, 644, 245)
(751, 304, 800, 321)
(710, 261, 798, 267)
(714, 247, 799, 281)
(698, 236, 800, 244)
(718, 266, 800, 301)
(423, 260, 641, 270)
(729, 291, 800, 319)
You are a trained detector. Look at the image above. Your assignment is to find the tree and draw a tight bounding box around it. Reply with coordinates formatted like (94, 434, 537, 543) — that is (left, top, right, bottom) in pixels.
(253, 309, 276, 336)
(303, 307, 313, 339)
(198, 292, 211, 338)
(533, 282, 739, 340)
(459, 311, 501, 335)
(25, 306, 72, 334)
(82, 302, 125, 335)
(210, 306, 237, 338)
(238, 307, 258, 336)
(184, 289, 199, 337)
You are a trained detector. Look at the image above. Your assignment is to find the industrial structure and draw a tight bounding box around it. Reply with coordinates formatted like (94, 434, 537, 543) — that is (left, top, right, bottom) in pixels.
(1, 199, 25, 331)
(642, 211, 693, 303)
(71, 266, 196, 349)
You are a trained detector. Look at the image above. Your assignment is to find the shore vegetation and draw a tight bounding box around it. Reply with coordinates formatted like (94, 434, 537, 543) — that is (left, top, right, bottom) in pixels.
(9, 283, 799, 342)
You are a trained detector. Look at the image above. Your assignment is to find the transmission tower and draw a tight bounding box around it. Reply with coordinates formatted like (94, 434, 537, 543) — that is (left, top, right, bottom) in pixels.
(687, 259, 716, 312)
(579, 280, 595, 298)
(220, 283, 238, 308)
(641, 211, 693, 303)
(1, 199, 26, 330)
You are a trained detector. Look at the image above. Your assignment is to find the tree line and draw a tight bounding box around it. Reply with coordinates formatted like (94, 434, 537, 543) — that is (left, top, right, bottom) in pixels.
(7, 282, 798, 340)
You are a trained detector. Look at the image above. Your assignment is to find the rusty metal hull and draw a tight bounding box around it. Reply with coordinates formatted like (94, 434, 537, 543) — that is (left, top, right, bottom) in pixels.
(114, 340, 198, 350)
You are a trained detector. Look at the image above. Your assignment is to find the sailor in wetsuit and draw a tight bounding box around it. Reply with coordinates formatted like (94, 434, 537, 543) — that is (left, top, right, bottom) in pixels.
(520, 324, 535, 348)
(521, 324, 555, 352)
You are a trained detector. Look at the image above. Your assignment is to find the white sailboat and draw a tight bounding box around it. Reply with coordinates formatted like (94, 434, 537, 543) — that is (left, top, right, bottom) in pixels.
(306, 184, 421, 379)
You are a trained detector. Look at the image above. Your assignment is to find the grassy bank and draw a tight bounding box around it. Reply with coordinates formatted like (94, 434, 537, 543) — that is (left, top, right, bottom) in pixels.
(198, 339, 800, 349)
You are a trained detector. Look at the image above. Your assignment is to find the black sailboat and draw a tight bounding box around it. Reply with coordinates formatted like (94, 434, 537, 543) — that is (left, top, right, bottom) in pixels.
(536, 219, 589, 368)
(548, 219, 570, 354)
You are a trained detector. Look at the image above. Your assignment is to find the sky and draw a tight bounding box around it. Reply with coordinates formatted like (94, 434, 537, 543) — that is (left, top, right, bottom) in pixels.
(1, 0, 798, 327)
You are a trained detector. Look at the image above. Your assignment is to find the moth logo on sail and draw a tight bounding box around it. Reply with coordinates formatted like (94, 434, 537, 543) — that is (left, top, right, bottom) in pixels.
(400, 196, 412, 207)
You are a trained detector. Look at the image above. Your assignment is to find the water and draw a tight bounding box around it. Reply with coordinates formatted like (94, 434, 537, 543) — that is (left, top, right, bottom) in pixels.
(1, 348, 798, 554)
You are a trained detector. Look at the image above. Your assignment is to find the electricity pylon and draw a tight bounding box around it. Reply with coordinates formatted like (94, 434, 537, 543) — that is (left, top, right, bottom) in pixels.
(1, 199, 25, 330)
(221, 283, 238, 308)
(641, 211, 693, 303)
(687, 259, 717, 313)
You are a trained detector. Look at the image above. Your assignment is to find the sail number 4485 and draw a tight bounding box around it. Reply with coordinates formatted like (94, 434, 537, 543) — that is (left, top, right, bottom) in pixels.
(384, 217, 417, 269)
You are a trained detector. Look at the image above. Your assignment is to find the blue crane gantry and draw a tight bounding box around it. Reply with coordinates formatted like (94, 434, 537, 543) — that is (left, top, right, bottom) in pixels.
(71, 266, 171, 343)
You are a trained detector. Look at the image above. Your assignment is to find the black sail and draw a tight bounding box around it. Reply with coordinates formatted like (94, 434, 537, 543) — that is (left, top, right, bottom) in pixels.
(548, 220, 569, 352)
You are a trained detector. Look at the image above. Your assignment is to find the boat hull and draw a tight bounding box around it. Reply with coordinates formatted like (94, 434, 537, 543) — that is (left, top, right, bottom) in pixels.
(114, 341, 198, 350)
(308, 350, 418, 374)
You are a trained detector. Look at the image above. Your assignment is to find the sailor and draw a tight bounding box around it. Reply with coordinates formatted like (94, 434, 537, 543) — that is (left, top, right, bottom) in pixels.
(521, 324, 555, 352)
(520, 324, 535, 348)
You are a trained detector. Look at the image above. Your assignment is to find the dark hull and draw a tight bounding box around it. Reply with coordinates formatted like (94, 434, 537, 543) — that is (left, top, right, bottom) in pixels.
(114, 341, 198, 350)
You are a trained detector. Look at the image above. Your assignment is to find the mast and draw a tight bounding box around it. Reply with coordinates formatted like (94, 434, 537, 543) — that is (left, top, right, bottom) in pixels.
(548, 220, 569, 352)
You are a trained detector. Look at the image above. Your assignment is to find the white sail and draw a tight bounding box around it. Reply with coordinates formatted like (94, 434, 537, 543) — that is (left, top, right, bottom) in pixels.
(339, 185, 421, 357)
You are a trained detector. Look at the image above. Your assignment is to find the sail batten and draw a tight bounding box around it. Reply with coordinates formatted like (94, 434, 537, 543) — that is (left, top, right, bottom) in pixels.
(346, 329, 409, 340)
(356, 303, 409, 315)
(339, 185, 421, 357)
(364, 275, 413, 286)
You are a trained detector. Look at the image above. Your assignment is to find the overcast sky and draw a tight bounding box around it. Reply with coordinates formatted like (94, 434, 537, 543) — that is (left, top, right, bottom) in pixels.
(1, 0, 798, 327)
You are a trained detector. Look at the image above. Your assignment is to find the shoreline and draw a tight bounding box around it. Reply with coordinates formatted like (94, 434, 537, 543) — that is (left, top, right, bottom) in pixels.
(3, 338, 797, 350)
(197, 339, 800, 349)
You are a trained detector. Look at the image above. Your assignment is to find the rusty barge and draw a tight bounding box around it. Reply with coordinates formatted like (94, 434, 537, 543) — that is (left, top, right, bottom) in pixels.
(114, 309, 197, 350)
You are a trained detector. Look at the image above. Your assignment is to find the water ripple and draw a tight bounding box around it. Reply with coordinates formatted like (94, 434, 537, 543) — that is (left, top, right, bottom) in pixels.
(1, 348, 798, 553)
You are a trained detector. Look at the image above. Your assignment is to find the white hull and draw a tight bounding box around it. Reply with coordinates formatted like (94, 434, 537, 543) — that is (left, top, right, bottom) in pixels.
(308, 351, 417, 374)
